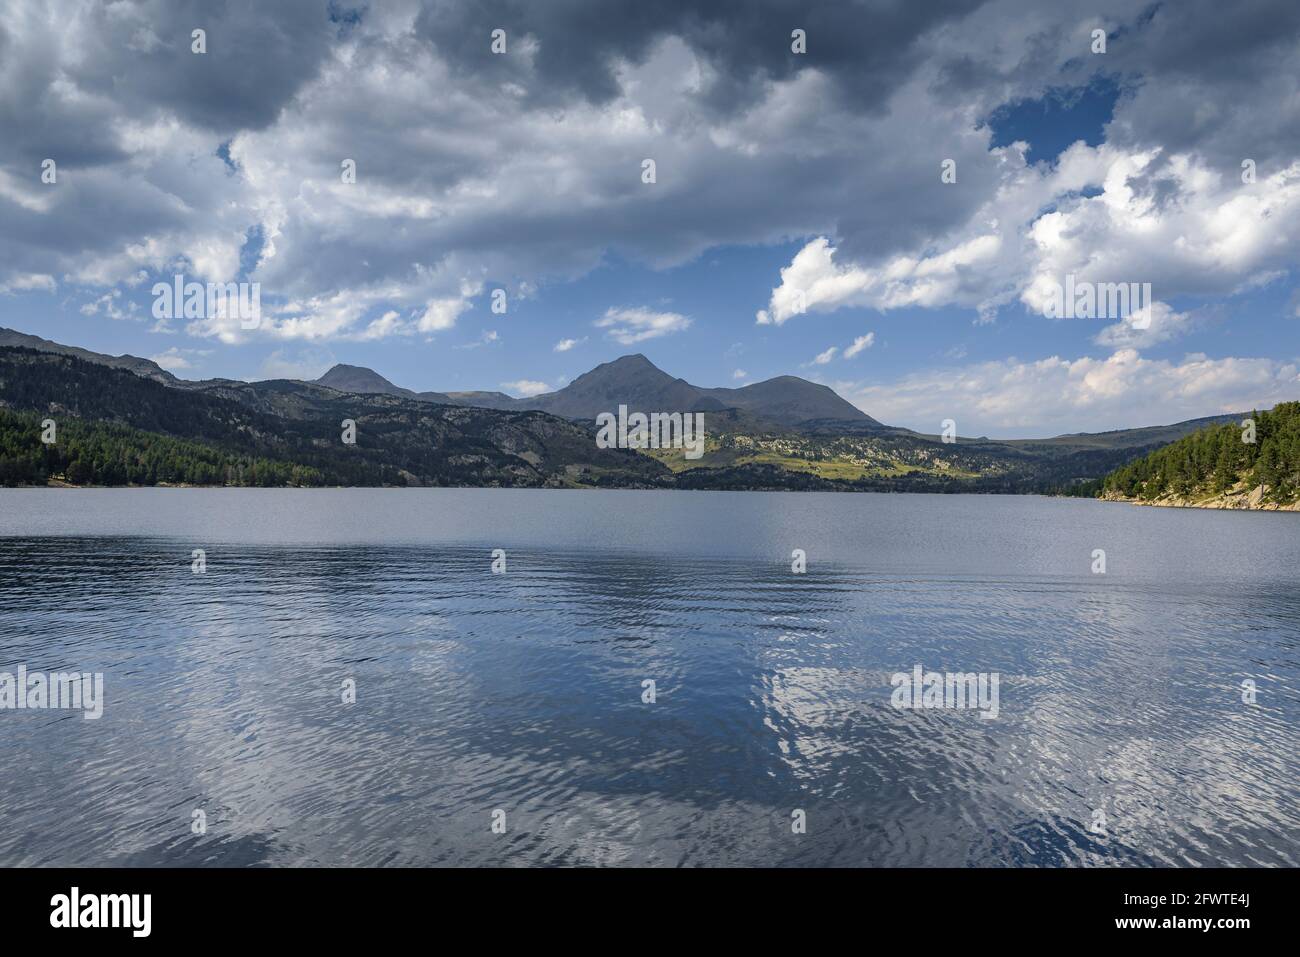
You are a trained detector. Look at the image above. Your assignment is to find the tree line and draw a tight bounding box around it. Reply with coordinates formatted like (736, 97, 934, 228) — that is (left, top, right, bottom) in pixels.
(1100, 402, 1300, 503)
(0, 409, 332, 487)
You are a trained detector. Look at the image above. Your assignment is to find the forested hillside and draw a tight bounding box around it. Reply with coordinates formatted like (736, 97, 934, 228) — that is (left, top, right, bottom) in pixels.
(1100, 402, 1300, 507)
(0, 408, 335, 487)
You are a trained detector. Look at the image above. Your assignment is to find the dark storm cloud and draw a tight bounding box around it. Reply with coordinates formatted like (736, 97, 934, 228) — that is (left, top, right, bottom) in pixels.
(0, 0, 337, 291)
(1099, 0, 1300, 169)
(70, 0, 336, 133)
(1, 0, 336, 172)
(928, 0, 1300, 169)
(0, 15, 125, 171)
(415, 0, 987, 115)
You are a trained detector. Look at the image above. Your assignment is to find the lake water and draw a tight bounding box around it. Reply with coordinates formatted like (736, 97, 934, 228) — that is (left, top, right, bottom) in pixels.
(1, 488, 1297, 867)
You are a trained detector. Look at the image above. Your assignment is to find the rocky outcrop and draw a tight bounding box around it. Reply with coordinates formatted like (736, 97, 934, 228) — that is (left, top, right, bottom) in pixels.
(1102, 481, 1300, 511)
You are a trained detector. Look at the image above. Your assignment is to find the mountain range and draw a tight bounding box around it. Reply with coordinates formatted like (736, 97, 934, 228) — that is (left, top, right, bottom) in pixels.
(0, 327, 871, 429)
(0, 325, 1262, 492)
(319, 353, 877, 429)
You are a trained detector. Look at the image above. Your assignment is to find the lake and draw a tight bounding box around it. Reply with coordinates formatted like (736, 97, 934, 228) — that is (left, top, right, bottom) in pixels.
(1, 488, 1297, 866)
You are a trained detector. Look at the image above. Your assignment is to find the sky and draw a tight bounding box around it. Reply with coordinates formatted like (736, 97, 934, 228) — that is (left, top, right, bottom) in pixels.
(1, 0, 1298, 437)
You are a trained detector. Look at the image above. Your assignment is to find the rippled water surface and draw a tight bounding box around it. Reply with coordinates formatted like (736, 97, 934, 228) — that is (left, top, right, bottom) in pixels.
(1, 488, 1297, 867)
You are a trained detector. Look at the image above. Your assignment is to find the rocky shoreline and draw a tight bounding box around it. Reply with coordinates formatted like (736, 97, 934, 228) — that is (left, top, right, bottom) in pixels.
(1101, 483, 1300, 511)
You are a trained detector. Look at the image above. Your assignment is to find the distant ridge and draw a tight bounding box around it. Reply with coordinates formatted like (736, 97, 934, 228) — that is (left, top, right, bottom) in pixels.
(0, 327, 176, 385)
(1, 327, 1287, 494)
(315, 352, 880, 428)
(0, 326, 1260, 449)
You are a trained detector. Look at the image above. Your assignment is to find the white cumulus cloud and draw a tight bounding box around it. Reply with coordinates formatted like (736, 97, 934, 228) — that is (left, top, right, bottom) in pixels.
(595, 306, 691, 345)
(501, 379, 551, 397)
(844, 333, 875, 358)
(849, 349, 1300, 437)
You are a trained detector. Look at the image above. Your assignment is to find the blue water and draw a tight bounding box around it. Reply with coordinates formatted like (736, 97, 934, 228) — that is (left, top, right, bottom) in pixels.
(0, 488, 1297, 866)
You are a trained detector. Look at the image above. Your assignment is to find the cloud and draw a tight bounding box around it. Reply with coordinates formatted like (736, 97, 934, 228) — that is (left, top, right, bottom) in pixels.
(757, 232, 1005, 326)
(849, 349, 1300, 437)
(413, 0, 976, 116)
(257, 348, 335, 381)
(799, 334, 873, 367)
(417, 285, 479, 334)
(79, 293, 106, 316)
(501, 379, 551, 397)
(1018, 151, 1300, 321)
(148, 346, 209, 372)
(732, 368, 747, 379)
(761, 145, 1300, 335)
(0, 2, 1009, 340)
(356, 311, 406, 342)
(844, 333, 875, 358)
(457, 329, 501, 350)
(0, 273, 55, 294)
(595, 306, 691, 345)
(2, 0, 1299, 366)
(1093, 302, 1193, 350)
(553, 337, 585, 352)
(79, 290, 131, 320)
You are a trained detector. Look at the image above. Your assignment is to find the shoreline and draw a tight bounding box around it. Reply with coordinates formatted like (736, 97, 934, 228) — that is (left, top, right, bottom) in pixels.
(6, 483, 1047, 494)
(1100, 488, 1300, 512)
(9, 481, 1299, 508)
(4, 482, 1066, 497)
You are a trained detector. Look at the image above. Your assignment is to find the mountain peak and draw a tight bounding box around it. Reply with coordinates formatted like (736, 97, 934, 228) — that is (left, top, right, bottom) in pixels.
(320, 362, 377, 378)
(565, 353, 676, 389)
(604, 353, 660, 372)
(316, 363, 408, 396)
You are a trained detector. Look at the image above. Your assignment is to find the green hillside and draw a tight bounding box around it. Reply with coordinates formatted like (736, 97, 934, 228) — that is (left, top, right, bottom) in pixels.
(0, 408, 333, 487)
(1098, 402, 1300, 507)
